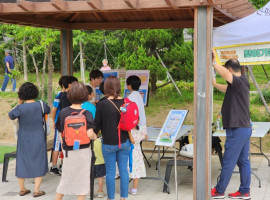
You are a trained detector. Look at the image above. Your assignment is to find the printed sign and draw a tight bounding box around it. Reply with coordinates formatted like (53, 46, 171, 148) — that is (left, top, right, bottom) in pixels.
(155, 110, 188, 147)
(95, 70, 119, 101)
(214, 42, 270, 65)
(124, 70, 150, 106)
(102, 70, 119, 81)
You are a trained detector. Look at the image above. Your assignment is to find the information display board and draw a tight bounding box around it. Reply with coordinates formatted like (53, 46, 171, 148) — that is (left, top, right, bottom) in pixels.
(155, 110, 188, 147)
(124, 70, 150, 106)
(95, 70, 119, 101)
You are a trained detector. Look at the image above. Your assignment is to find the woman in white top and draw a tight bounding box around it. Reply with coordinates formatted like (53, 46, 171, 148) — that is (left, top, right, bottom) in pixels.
(126, 75, 148, 195)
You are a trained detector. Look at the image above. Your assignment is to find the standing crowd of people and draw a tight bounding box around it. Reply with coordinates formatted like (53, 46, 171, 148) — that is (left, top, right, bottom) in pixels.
(5, 50, 253, 199)
(8, 66, 148, 200)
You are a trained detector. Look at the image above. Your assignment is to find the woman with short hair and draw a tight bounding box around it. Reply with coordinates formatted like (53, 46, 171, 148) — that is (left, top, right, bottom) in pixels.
(55, 82, 97, 200)
(95, 76, 131, 200)
(8, 82, 50, 198)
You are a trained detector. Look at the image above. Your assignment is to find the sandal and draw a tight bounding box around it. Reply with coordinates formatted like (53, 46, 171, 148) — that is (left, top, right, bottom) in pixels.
(33, 191, 45, 198)
(19, 189, 31, 196)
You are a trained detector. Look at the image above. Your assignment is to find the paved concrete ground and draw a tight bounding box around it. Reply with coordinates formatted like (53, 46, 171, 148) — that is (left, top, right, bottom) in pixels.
(1, 152, 270, 200)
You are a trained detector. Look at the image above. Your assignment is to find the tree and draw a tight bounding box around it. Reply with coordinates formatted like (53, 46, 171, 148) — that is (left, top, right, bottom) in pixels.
(250, 0, 269, 8)
(119, 29, 193, 94)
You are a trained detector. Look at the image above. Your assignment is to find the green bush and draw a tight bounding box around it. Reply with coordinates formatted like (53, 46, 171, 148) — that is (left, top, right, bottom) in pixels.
(252, 90, 270, 105)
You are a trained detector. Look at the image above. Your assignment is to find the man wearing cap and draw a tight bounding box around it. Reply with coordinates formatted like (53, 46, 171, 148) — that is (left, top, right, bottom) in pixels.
(1, 50, 16, 92)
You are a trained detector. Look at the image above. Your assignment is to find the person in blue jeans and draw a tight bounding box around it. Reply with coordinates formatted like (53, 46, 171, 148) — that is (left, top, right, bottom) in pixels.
(211, 50, 252, 199)
(95, 76, 131, 200)
(1, 50, 16, 92)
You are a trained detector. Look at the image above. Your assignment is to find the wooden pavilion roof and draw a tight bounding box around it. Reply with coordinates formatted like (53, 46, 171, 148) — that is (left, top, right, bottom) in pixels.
(0, 0, 256, 30)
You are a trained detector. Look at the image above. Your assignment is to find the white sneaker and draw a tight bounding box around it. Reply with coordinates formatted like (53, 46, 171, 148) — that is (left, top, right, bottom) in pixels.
(128, 188, 138, 195)
(97, 191, 104, 198)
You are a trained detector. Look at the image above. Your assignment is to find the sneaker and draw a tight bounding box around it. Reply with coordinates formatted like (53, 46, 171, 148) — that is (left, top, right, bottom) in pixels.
(49, 167, 60, 175)
(228, 191, 251, 199)
(128, 188, 138, 195)
(211, 187, 225, 199)
(97, 191, 104, 198)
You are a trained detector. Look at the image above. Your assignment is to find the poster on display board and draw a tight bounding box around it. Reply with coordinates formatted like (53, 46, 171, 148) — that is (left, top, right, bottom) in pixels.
(155, 110, 188, 147)
(95, 70, 119, 101)
(214, 42, 270, 66)
(102, 70, 119, 81)
(124, 70, 150, 106)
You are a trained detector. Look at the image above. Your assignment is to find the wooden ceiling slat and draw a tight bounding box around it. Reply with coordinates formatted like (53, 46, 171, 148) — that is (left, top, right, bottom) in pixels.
(51, 0, 67, 11)
(222, 0, 248, 9)
(214, 0, 235, 4)
(124, 0, 137, 8)
(227, 3, 254, 13)
(17, 0, 34, 12)
(86, 0, 101, 10)
(232, 7, 256, 17)
(214, 5, 238, 20)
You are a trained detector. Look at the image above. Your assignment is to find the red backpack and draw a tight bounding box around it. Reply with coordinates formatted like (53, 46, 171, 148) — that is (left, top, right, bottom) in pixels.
(62, 110, 90, 156)
(108, 98, 139, 147)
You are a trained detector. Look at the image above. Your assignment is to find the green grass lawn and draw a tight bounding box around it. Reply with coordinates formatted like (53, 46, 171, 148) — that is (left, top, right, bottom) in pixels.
(0, 146, 16, 163)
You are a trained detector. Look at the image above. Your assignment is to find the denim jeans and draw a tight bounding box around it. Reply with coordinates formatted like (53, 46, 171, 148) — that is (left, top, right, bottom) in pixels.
(102, 140, 131, 200)
(216, 127, 252, 194)
(1, 74, 16, 91)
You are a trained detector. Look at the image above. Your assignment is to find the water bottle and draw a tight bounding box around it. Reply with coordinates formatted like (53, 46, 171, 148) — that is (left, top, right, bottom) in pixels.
(216, 115, 221, 131)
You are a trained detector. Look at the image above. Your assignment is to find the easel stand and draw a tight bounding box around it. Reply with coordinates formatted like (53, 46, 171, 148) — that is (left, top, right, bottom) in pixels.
(141, 146, 170, 193)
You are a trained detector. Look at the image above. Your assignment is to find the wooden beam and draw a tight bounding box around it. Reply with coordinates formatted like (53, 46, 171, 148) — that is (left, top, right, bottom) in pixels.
(86, 0, 102, 10)
(51, 0, 67, 11)
(222, 0, 247, 9)
(124, 0, 137, 8)
(227, 3, 254, 13)
(17, 0, 34, 12)
(71, 20, 194, 30)
(0, 15, 70, 29)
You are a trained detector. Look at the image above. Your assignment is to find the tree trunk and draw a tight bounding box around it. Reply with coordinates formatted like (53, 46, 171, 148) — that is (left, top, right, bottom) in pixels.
(150, 74, 157, 95)
(41, 46, 48, 99)
(23, 36, 28, 81)
(47, 42, 54, 108)
(79, 41, 86, 83)
(13, 41, 17, 69)
(27, 46, 40, 89)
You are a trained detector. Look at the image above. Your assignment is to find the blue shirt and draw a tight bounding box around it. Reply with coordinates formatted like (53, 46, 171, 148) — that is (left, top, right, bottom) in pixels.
(4, 55, 14, 74)
(53, 92, 63, 123)
(82, 101, 96, 119)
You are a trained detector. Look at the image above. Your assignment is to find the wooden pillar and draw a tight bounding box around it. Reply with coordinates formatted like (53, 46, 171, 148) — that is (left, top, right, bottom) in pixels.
(61, 29, 73, 75)
(193, 6, 213, 200)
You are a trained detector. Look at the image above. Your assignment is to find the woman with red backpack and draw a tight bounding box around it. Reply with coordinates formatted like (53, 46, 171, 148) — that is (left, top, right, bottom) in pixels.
(55, 82, 97, 200)
(94, 76, 131, 200)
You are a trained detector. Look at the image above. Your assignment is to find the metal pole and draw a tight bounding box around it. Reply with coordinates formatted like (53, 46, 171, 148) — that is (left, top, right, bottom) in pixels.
(248, 66, 270, 114)
(193, 6, 213, 200)
(174, 146, 178, 200)
(156, 51, 182, 96)
(103, 31, 107, 60)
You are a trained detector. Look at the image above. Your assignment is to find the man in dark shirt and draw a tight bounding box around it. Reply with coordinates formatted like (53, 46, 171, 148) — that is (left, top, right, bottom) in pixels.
(1, 50, 16, 92)
(211, 50, 252, 199)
